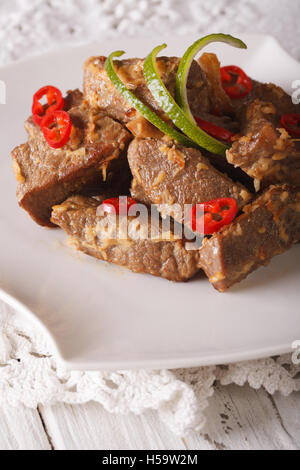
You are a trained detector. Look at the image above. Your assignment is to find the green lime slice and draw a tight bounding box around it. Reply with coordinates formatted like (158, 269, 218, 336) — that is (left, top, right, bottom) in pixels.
(143, 44, 229, 155)
(105, 51, 196, 148)
(176, 33, 247, 123)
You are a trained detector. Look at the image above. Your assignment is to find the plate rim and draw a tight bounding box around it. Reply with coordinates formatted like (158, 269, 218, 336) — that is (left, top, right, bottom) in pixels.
(0, 287, 293, 371)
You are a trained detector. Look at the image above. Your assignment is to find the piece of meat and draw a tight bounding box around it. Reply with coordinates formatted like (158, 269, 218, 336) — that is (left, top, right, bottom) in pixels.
(126, 115, 165, 139)
(199, 184, 300, 292)
(51, 195, 200, 281)
(130, 178, 152, 206)
(198, 53, 234, 115)
(127, 138, 252, 226)
(226, 99, 300, 190)
(63, 88, 84, 110)
(246, 82, 300, 116)
(83, 56, 210, 123)
(11, 90, 132, 227)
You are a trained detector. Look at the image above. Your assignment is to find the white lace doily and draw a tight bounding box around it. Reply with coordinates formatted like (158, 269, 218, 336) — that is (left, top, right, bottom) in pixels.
(1, 0, 300, 436)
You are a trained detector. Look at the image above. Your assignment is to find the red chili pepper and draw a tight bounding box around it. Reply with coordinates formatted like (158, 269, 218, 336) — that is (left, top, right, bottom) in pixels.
(220, 65, 252, 99)
(41, 110, 72, 149)
(102, 197, 138, 215)
(280, 114, 300, 137)
(32, 86, 64, 126)
(194, 116, 234, 143)
(190, 197, 238, 235)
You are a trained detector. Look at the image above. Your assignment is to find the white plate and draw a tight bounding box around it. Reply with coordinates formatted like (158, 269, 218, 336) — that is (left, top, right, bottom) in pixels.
(1, 34, 300, 370)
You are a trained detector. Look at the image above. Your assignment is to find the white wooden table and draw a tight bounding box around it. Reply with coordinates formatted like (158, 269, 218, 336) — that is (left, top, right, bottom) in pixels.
(1, 384, 299, 450)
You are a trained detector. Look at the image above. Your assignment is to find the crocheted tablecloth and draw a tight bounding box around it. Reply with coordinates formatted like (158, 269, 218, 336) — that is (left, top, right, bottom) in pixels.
(1, 0, 299, 436)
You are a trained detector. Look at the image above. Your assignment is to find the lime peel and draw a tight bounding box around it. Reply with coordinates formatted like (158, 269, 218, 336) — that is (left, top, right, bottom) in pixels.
(105, 51, 196, 148)
(143, 44, 229, 155)
(176, 34, 247, 124)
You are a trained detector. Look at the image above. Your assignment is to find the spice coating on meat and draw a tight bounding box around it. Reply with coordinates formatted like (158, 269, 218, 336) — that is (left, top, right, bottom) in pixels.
(84, 56, 210, 123)
(11, 90, 132, 227)
(198, 53, 234, 115)
(51, 195, 200, 281)
(226, 99, 300, 190)
(130, 178, 152, 206)
(127, 138, 252, 224)
(247, 82, 300, 116)
(199, 185, 300, 292)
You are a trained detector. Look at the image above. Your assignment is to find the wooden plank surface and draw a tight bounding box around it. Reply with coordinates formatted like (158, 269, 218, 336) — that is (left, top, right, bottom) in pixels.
(0, 386, 299, 450)
(202, 385, 299, 450)
(0, 405, 51, 450)
(40, 403, 187, 450)
(272, 391, 300, 449)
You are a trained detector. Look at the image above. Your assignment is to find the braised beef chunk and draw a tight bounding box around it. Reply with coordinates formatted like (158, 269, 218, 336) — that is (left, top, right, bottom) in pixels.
(125, 115, 166, 140)
(199, 185, 300, 292)
(84, 56, 211, 123)
(11, 90, 132, 227)
(63, 88, 84, 110)
(198, 53, 234, 116)
(226, 99, 300, 189)
(130, 178, 152, 206)
(127, 138, 252, 225)
(51, 195, 200, 281)
(247, 82, 300, 117)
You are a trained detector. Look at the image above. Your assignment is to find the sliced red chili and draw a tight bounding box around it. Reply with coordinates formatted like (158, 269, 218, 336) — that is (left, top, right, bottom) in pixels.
(194, 116, 234, 143)
(190, 197, 238, 235)
(220, 65, 252, 100)
(32, 86, 64, 126)
(280, 113, 300, 137)
(41, 110, 72, 149)
(102, 197, 137, 215)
